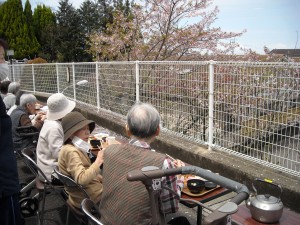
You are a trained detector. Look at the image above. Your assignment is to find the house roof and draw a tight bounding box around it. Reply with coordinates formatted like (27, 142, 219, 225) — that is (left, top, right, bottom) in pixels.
(270, 49, 300, 57)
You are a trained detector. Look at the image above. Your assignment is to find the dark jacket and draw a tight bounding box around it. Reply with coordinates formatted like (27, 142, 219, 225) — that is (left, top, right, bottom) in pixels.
(10, 106, 36, 153)
(0, 97, 20, 197)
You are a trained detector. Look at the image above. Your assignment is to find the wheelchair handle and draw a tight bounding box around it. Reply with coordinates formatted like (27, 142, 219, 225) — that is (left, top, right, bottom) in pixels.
(127, 167, 182, 182)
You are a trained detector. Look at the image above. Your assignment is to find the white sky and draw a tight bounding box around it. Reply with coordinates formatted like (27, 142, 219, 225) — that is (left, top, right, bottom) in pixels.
(24, 0, 300, 54)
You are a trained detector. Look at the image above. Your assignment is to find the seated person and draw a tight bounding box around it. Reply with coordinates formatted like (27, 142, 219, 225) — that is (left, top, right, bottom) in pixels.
(59, 112, 104, 208)
(3, 81, 20, 110)
(10, 93, 46, 153)
(7, 90, 24, 115)
(36, 93, 75, 184)
(98, 102, 185, 225)
(0, 80, 11, 99)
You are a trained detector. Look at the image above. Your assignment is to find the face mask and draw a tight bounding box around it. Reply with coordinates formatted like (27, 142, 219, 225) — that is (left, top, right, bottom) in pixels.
(0, 63, 9, 81)
(72, 136, 90, 153)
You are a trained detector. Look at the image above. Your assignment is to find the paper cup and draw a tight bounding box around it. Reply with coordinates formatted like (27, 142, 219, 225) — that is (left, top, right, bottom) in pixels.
(107, 136, 116, 145)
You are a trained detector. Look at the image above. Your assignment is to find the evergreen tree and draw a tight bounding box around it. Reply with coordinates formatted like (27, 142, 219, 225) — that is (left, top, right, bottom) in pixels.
(97, 0, 114, 32)
(56, 0, 88, 62)
(78, 0, 101, 34)
(33, 5, 57, 61)
(0, 0, 39, 59)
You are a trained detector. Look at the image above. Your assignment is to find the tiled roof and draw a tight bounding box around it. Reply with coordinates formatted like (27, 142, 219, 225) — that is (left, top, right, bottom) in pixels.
(270, 49, 300, 57)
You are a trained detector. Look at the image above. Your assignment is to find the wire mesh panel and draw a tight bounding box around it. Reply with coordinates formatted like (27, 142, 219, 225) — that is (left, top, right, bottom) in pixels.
(57, 63, 76, 96)
(96, 62, 136, 116)
(8, 61, 300, 176)
(73, 63, 98, 108)
(139, 61, 209, 143)
(10, 64, 34, 91)
(213, 62, 300, 175)
(33, 64, 58, 94)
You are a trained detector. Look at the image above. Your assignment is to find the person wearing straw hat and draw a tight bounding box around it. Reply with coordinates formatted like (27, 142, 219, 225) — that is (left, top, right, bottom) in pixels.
(36, 93, 76, 184)
(58, 111, 104, 208)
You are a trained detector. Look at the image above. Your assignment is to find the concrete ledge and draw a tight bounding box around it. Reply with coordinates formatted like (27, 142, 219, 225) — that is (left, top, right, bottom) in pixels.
(35, 93, 300, 212)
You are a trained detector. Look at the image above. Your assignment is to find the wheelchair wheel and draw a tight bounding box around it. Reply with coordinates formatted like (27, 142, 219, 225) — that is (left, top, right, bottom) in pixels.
(19, 197, 39, 217)
(19, 182, 32, 199)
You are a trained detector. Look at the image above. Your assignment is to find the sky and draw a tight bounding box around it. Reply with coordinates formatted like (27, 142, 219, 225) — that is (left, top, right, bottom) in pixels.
(23, 0, 300, 54)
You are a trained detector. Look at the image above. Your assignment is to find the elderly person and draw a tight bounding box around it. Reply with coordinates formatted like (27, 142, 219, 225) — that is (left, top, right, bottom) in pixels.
(7, 90, 23, 115)
(10, 93, 45, 153)
(98, 102, 186, 225)
(36, 93, 75, 184)
(59, 112, 104, 208)
(0, 80, 11, 99)
(3, 81, 20, 110)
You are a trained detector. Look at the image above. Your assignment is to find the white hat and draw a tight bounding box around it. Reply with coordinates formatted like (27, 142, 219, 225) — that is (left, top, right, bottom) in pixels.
(46, 93, 76, 121)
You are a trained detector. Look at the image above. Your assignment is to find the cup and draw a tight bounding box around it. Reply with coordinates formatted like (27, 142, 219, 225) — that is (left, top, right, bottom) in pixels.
(107, 136, 116, 145)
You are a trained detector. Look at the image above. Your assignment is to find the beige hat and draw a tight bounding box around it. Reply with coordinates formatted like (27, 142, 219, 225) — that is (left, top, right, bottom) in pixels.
(46, 93, 76, 121)
(62, 111, 95, 142)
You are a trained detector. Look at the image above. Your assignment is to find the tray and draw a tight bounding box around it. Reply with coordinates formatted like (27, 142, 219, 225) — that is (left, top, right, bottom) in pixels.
(182, 174, 220, 197)
(182, 185, 220, 197)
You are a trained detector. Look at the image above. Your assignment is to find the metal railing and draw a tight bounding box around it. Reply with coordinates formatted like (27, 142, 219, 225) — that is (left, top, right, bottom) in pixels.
(9, 61, 300, 177)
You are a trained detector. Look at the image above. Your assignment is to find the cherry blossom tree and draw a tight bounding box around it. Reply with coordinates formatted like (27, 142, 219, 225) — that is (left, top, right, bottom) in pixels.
(89, 0, 246, 61)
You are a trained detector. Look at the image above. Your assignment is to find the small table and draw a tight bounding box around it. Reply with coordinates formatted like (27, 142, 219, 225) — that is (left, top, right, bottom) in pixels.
(180, 187, 231, 225)
(232, 205, 300, 225)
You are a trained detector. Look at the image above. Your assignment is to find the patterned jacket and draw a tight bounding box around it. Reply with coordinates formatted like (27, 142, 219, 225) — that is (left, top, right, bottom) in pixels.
(99, 143, 167, 225)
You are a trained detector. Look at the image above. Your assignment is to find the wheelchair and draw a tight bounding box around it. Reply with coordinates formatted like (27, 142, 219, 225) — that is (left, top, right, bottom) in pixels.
(15, 126, 40, 218)
(127, 165, 250, 225)
(81, 165, 250, 225)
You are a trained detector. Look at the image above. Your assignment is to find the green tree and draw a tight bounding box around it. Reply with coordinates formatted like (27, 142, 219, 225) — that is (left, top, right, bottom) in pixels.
(56, 0, 89, 62)
(0, 0, 39, 59)
(33, 5, 57, 61)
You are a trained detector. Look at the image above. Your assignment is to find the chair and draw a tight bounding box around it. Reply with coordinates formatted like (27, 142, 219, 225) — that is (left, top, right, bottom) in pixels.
(21, 148, 63, 225)
(53, 167, 89, 225)
(81, 198, 103, 225)
(15, 125, 39, 158)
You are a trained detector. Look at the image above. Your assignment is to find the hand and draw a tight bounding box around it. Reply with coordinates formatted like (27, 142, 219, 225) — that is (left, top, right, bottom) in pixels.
(95, 149, 104, 166)
(34, 113, 45, 123)
(174, 159, 185, 168)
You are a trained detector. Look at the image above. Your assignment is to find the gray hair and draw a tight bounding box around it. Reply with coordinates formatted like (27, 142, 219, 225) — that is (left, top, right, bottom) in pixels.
(20, 94, 37, 108)
(8, 82, 20, 94)
(127, 102, 160, 138)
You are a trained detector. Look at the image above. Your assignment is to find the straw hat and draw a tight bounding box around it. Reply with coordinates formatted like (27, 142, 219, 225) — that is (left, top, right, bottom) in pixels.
(47, 93, 76, 121)
(62, 111, 95, 142)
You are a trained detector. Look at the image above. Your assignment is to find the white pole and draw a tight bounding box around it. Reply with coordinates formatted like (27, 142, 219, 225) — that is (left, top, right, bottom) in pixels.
(208, 60, 215, 150)
(32, 64, 35, 93)
(96, 62, 100, 110)
(72, 63, 76, 101)
(135, 61, 140, 102)
(56, 63, 60, 93)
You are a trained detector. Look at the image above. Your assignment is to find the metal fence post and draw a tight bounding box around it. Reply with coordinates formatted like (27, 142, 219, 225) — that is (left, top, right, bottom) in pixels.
(56, 63, 60, 93)
(72, 63, 76, 101)
(135, 61, 140, 102)
(208, 61, 215, 150)
(32, 64, 35, 93)
(96, 62, 100, 110)
(12, 65, 15, 82)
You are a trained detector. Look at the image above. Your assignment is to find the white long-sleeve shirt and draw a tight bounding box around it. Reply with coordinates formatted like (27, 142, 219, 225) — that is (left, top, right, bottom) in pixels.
(36, 120, 64, 180)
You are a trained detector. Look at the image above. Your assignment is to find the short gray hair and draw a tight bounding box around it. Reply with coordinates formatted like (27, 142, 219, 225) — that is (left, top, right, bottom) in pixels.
(127, 102, 160, 138)
(20, 94, 37, 108)
(8, 82, 20, 94)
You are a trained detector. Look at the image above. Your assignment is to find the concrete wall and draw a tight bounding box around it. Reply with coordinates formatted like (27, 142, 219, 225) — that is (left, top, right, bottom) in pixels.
(36, 93, 300, 212)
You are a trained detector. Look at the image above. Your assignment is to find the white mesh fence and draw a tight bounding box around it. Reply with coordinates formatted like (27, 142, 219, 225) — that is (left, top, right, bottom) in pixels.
(8, 61, 300, 177)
